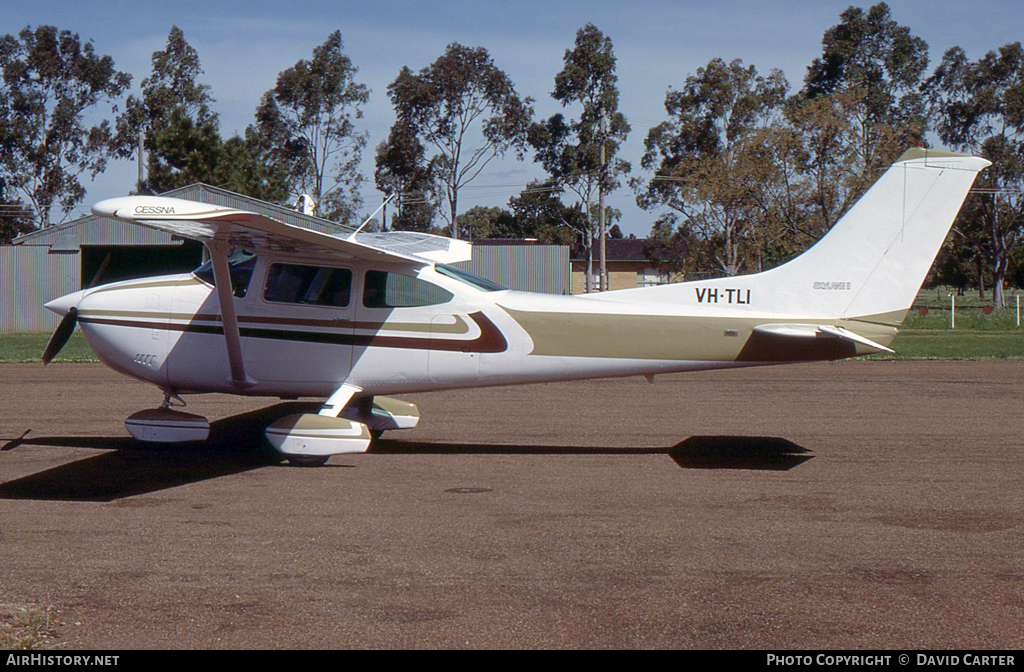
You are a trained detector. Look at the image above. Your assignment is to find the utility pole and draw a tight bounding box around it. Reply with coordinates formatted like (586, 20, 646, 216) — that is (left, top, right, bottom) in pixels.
(599, 111, 607, 292)
(137, 129, 145, 193)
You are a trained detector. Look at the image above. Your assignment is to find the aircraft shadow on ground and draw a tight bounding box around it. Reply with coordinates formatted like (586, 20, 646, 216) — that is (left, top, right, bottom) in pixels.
(0, 402, 318, 502)
(0, 404, 812, 502)
(370, 436, 813, 471)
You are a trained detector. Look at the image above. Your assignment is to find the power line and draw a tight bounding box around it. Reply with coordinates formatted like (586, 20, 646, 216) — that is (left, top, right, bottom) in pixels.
(970, 188, 1024, 195)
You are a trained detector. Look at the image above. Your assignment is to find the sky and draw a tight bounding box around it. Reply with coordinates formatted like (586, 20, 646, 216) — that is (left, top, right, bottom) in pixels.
(5, 0, 1022, 236)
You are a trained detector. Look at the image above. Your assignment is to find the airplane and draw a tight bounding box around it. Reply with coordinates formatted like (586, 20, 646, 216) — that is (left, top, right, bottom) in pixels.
(40, 148, 989, 466)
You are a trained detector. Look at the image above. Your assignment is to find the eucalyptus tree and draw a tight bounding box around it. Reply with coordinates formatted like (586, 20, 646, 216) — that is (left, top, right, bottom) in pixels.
(925, 42, 1024, 307)
(455, 205, 510, 239)
(0, 25, 131, 227)
(118, 26, 288, 201)
(386, 43, 533, 238)
(373, 119, 436, 232)
(253, 31, 369, 224)
(504, 181, 582, 244)
(529, 23, 629, 289)
(118, 26, 217, 193)
(790, 2, 930, 234)
(453, 182, 580, 243)
(636, 58, 788, 277)
(0, 181, 33, 243)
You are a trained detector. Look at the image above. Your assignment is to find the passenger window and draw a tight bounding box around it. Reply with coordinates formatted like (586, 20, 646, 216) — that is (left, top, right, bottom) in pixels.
(363, 270, 454, 308)
(264, 264, 352, 307)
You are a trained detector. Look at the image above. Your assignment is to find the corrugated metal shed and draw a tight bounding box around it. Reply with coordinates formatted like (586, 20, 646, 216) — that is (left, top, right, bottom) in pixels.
(456, 244, 569, 294)
(13, 215, 184, 248)
(1, 246, 80, 332)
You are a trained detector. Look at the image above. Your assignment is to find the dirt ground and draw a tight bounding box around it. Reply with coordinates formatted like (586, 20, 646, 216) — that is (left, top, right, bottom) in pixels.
(0, 360, 1022, 649)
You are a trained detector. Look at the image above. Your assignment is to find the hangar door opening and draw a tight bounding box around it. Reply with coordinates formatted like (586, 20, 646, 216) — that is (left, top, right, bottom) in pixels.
(81, 241, 204, 287)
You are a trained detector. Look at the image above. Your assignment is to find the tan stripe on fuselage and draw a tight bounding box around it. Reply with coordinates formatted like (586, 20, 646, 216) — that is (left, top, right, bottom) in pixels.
(501, 306, 897, 361)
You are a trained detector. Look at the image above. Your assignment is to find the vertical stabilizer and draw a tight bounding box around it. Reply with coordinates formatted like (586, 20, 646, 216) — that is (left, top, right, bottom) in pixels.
(769, 149, 990, 321)
(596, 149, 990, 322)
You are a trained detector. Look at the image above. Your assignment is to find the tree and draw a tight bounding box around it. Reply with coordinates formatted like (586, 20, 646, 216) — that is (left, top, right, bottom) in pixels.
(118, 26, 218, 192)
(643, 213, 695, 280)
(529, 24, 629, 289)
(456, 205, 511, 239)
(253, 31, 369, 224)
(216, 129, 293, 202)
(636, 5, 931, 280)
(374, 119, 436, 231)
(386, 43, 533, 237)
(925, 42, 1024, 307)
(0, 25, 131, 227)
(792, 2, 930, 231)
(636, 58, 789, 277)
(0, 179, 34, 243)
(454, 183, 581, 243)
(504, 181, 581, 244)
(117, 27, 289, 202)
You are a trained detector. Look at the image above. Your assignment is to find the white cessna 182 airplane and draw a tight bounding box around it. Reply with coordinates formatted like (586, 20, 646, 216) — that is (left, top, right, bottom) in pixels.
(41, 149, 988, 465)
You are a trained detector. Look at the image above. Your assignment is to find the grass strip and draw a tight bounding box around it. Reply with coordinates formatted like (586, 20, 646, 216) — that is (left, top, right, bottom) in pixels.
(0, 333, 98, 363)
(869, 330, 1024, 360)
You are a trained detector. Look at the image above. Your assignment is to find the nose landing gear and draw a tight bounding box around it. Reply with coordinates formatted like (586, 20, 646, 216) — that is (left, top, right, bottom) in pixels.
(124, 391, 211, 443)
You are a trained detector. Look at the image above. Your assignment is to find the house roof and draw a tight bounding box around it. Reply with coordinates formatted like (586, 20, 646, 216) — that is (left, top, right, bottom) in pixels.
(571, 238, 662, 262)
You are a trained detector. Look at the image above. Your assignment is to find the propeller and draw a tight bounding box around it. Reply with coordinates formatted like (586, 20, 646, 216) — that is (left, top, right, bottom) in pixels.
(40, 251, 109, 365)
(42, 307, 78, 365)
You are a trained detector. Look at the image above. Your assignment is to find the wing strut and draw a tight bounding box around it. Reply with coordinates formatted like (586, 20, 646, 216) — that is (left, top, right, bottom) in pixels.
(319, 383, 363, 417)
(208, 233, 253, 389)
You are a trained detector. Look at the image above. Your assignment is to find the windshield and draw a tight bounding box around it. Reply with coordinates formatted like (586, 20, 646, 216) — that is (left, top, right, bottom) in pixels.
(435, 264, 506, 292)
(192, 249, 258, 298)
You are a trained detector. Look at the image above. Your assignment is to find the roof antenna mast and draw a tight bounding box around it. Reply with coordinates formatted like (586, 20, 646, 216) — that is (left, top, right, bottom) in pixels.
(349, 193, 396, 239)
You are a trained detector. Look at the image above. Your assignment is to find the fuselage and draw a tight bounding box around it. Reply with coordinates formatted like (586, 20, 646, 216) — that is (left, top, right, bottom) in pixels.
(51, 251, 894, 401)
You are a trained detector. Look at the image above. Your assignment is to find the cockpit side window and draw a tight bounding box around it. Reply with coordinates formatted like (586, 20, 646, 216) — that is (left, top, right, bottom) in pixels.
(363, 270, 454, 308)
(192, 250, 258, 298)
(264, 263, 352, 307)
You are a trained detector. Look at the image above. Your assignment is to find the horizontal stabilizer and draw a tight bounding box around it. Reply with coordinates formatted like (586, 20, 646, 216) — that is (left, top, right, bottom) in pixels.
(753, 324, 893, 353)
(738, 323, 893, 362)
(815, 325, 894, 354)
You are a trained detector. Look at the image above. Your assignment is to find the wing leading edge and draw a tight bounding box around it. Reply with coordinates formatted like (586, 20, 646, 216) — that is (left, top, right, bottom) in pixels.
(91, 195, 471, 265)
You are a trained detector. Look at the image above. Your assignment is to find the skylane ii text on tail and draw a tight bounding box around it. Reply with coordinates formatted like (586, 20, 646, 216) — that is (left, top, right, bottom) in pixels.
(42, 148, 989, 465)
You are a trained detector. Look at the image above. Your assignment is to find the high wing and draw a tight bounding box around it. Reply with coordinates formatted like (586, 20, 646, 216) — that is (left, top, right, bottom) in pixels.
(90, 195, 471, 393)
(90, 195, 472, 265)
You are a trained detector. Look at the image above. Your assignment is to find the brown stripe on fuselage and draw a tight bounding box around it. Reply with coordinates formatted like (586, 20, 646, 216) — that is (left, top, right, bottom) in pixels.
(77, 311, 506, 354)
